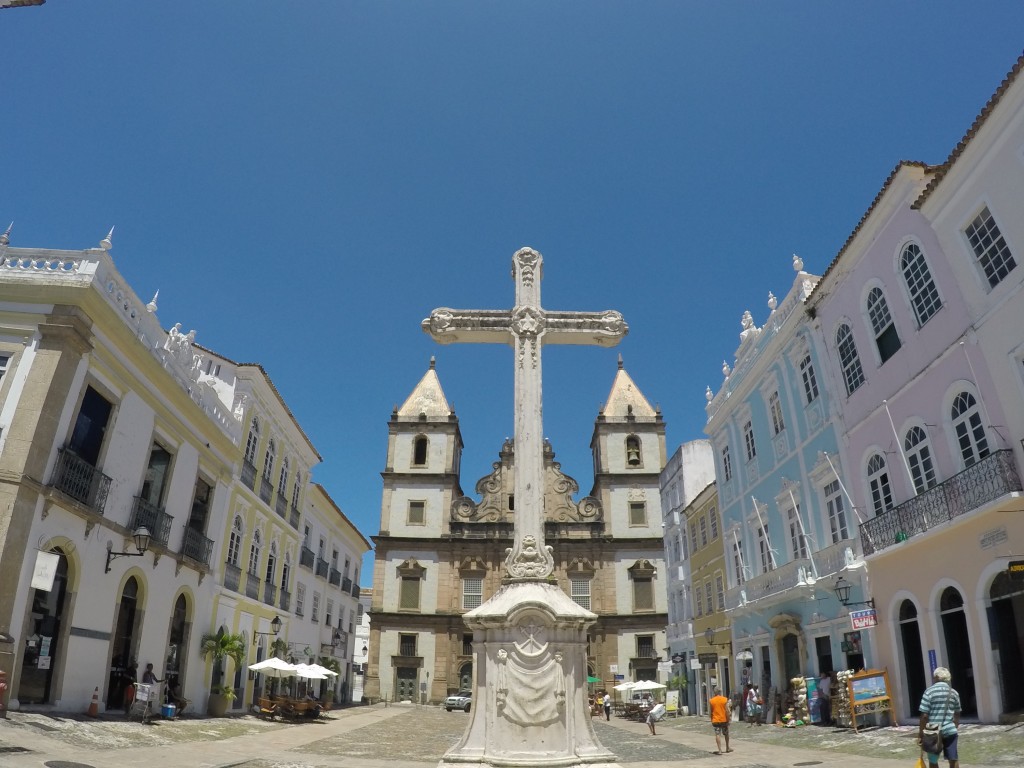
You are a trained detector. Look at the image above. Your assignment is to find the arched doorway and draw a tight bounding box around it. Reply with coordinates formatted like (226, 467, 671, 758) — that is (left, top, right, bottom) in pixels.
(17, 547, 70, 704)
(897, 600, 926, 717)
(939, 586, 976, 716)
(165, 594, 190, 699)
(459, 662, 473, 692)
(108, 576, 140, 709)
(989, 572, 1024, 714)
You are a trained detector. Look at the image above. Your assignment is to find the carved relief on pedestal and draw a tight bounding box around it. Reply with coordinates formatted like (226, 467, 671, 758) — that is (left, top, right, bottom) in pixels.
(505, 534, 554, 579)
(494, 620, 565, 727)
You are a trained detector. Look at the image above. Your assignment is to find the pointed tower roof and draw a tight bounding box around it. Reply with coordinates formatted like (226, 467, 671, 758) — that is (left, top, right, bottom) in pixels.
(397, 357, 452, 420)
(601, 356, 657, 421)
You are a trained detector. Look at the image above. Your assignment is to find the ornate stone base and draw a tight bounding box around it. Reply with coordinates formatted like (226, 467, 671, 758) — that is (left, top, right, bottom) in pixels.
(439, 580, 620, 768)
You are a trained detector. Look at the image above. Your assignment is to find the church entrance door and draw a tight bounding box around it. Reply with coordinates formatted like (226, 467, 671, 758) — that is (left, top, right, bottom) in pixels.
(395, 667, 417, 701)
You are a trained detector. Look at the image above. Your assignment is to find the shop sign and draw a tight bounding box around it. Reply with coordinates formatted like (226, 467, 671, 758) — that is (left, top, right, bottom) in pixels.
(1008, 560, 1024, 581)
(698, 652, 718, 664)
(31, 550, 60, 591)
(850, 609, 877, 630)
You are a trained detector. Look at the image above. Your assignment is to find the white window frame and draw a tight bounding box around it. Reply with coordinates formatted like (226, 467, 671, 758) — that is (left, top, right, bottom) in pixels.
(865, 285, 901, 364)
(823, 479, 849, 543)
(743, 420, 756, 461)
(462, 576, 483, 610)
(904, 424, 938, 494)
(964, 205, 1017, 290)
(769, 391, 785, 435)
(949, 389, 990, 468)
(899, 241, 942, 328)
(836, 323, 865, 396)
(570, 577, 591, 610)
(799, 353, 820, 404)
(866, 453, 893, 518)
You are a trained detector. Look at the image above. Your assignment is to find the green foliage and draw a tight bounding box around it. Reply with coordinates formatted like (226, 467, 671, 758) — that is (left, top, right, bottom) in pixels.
(668, 674, 687, 691)
(269, 638, 289, 659)
(199, 628, 247, 690)
(317, 655, 342, 675)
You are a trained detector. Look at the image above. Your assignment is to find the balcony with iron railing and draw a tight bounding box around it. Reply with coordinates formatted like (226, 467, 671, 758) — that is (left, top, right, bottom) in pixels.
(224, 562, 242, 592)
(861, 449, 1022, 556)
(315, 558, 329, 579)
(351, 581, 361, 598)
(259, 477, 273, 504)
(49, 447, 112, 513)
(289, 504, 301, 529)
(275, 493, 288, 519)
(245, 571, 261, 600)
(129, 496, 173, 546)
(300, 547, 315, 569)
(263, 582, 277, 606)
(180, 526, 214, 567)
(329, 568, 341, 587)
(241, 460, 257, 491)
(279, 588, 291, 612)
(341, 575, 351, 591)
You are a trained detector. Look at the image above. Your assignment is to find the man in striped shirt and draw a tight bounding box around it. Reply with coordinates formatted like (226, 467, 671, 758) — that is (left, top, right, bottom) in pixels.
(918, 667, 961, 768)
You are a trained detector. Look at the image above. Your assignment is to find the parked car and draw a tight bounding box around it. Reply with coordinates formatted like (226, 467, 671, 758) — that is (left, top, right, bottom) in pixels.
(444, 690, 472, 712)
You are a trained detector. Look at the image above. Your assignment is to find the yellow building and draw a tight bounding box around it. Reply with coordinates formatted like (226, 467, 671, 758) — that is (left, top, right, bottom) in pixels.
(684, 482, 732, 715)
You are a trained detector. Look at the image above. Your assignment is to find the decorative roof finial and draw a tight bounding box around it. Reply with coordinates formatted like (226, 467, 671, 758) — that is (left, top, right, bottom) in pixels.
(722, 360, 731, 378)
(792, 253, 803, 272)
(617, 353, 624, 370)
(146, 290, 159, 313)
(767, 291, 777, 311)
(100, 226, 115, 251)
(0, 222, 12, 247)
(705, 386, 713, 402)
(429, 355, 436, 369)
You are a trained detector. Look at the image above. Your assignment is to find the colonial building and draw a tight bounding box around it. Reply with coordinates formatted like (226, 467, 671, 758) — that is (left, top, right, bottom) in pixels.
(365, 357, 668, 703)
(0, 231, 369, 714)
(705, 257, 867, 703)
(659, 439, 715, 714)
(806, 53, 1024, 723)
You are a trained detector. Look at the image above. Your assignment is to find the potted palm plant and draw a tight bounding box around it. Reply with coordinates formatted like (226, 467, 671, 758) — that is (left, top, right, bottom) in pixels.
(318, 655, 342, 709)
(199, 629, 246, 717)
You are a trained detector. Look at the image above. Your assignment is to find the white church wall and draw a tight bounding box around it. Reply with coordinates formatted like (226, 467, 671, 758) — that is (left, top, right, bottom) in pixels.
(387, 485, 446, 536)
(603, 486, 663, 538)
(381, 551, 440, 613)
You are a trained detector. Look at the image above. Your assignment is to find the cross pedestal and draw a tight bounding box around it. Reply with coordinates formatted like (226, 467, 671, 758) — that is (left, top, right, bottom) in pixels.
(424, 248, 626, 768)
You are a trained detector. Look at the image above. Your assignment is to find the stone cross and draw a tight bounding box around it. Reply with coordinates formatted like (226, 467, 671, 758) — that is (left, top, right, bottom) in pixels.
(422, 247, 627, 580)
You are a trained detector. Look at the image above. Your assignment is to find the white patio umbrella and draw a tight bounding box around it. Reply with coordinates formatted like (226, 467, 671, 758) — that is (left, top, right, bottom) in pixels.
(612, 682, 635, 691)
(300, 663, 339, 677)
(630, 680, 667, 691)
(248, 657, 298, 678)
(294, 663, 329, 680)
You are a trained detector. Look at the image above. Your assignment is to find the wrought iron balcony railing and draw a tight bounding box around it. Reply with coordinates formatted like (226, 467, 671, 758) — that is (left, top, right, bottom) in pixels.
(289, 504, 301, 529)
(342, 576, 352, 592)
(129, 496, 173, 545)
(279, 588, 291, 612)
(180, 526, 214, 566)
(351, 581, 361, 598)
(240, 460, 257, 491)
(329, 568, 341, 587)
(316, 558, 329, 579)
(275, 493, 288, 518)
(263, 582, 277, 606)
(300, 547, 315, 569)
(861, 449, 1022, 556)
(399, 642, 418, 657)
(224, 562, 242, 592)
(245, 571, 261, 600)
(50, 447, 112, 513)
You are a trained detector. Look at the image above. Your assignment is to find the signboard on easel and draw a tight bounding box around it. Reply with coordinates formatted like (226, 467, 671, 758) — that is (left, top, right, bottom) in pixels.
(847, 668, 894, 732)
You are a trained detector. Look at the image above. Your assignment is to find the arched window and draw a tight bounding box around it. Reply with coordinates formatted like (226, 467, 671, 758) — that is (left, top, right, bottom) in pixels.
(281, 552, 291, 593)
(951, 391, 989, 468)
(866, 453, 894, 517)
(291, 471, 302, 511)
(897, 599, 926, 717)
(265, 541, 278, 585)
(413, 435, 428, 466)
(768, 391, 785, 435)
(244, 417, 260, 465)
(900, 243, 942, 327)
(248, 529, 262, 576)
(625, 435, 642, 467)
(278, 457, 289, 496)
(836, 324, 865, 395)
(899, 599, 918, 621)
(227, 516, 243, 565)
(866, 287, 901, 363)
(263, 439, 276, 480)
(904, 426, 937, 494)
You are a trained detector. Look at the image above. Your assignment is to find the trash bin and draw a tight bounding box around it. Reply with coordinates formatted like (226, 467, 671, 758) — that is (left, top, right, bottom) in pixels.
(160, 703, 176, 719)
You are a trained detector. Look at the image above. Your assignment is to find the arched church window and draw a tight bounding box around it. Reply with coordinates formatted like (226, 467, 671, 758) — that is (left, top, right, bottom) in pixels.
(413, 435, 428, 466)
(625, 435, 642, 467)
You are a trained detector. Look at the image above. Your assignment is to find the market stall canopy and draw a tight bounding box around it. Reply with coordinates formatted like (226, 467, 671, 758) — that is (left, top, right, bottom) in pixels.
(587, 676, 602, 684)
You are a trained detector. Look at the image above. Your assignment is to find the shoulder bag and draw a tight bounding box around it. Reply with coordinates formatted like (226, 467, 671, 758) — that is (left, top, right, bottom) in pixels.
(920, 687, 952, 755)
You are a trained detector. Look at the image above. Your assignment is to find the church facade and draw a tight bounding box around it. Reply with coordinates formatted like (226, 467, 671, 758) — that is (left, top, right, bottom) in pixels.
(365, 358, 668, 704)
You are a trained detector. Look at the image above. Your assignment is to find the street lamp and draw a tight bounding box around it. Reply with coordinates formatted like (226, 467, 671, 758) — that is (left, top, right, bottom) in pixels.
(253, 615, 284, 646)
(104, 527, 151, 573)
(833, 576, 875, 609)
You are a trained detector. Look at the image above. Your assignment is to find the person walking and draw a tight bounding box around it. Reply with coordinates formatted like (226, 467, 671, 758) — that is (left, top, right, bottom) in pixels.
(603, 691, 611, 721)
(646, 700, 666, 735)
(919, 667, 961, 768)
(709, 687, 733, 754)
(818, 671, 832, 726)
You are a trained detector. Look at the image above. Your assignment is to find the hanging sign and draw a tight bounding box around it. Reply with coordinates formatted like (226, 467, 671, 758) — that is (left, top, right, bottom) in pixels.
(31, 550, 60, 591)
(1008, 560, 1024, 581)
(850, 609, 877, 630)
(608, 664, 618, 674)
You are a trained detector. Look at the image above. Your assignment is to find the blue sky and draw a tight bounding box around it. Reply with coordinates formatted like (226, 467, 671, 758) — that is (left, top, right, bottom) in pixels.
(3, 2, 1023, 584)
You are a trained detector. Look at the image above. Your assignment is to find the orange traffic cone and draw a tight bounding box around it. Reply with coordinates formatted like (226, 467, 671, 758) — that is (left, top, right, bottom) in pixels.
(87, 686, 100, 717)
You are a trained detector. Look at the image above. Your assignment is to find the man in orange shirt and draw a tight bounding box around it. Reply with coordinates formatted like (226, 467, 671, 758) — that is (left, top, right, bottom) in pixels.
(709, 687, 733, 754)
